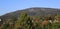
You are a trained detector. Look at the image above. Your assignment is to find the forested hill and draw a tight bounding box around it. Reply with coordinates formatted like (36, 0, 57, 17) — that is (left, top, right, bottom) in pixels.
(1, 7, 60, 20)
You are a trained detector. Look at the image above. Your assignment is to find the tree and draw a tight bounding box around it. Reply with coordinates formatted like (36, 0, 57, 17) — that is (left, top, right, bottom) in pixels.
(14, 12, 27, 29)
(14, 12, 33, 29)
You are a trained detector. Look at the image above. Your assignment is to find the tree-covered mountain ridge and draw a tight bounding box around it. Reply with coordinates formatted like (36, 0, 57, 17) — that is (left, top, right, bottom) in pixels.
(1, 7, 60, 19)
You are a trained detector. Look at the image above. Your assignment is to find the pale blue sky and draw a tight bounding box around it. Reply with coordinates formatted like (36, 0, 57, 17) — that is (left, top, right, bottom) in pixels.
(0, 0, 60, 16)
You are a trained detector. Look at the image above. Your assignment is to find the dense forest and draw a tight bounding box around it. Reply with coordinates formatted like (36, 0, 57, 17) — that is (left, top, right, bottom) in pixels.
(0, 12, 60, 29)
(0, 7, 60, 29)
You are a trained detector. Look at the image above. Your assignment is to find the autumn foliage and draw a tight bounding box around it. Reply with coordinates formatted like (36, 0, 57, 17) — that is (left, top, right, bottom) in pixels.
(0, 12, 60, 29)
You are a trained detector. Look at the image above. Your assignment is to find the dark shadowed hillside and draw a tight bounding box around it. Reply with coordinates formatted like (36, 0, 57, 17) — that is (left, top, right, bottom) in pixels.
(1, 7, 60, 20)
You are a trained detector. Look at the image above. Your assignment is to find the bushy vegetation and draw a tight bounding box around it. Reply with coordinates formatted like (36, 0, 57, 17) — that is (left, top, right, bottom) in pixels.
(0, 12, 60, 29)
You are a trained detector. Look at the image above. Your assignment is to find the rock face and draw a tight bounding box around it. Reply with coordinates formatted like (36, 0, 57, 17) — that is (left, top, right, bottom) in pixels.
(1, 7, 60, 20)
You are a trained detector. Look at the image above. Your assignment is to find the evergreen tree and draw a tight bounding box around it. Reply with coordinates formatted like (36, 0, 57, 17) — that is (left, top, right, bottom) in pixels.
(14, 12, 27, 29)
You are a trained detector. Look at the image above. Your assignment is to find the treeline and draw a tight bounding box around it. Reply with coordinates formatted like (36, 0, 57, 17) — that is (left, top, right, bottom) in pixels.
(0, 12, 60, 29)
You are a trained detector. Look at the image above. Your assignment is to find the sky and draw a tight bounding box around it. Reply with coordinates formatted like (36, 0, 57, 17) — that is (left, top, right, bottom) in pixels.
(0, 0, 60, 16)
